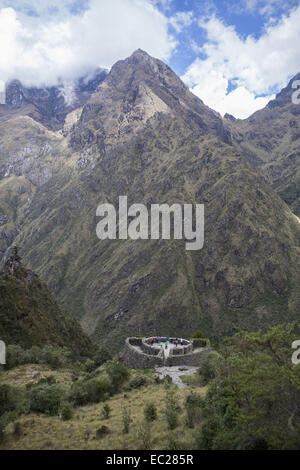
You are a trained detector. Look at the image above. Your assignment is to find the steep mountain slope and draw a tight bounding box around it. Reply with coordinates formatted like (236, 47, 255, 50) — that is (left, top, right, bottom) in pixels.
(0, 50, 299, 350)
(3, 69, 108, 131)
(225, 73, 300, 215)
(0, 247, 94, 354)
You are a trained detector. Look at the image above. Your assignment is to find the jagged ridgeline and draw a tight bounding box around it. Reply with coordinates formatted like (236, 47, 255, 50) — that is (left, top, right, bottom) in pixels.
(0, 247, 94, 355)
(0, 50, 299, 350)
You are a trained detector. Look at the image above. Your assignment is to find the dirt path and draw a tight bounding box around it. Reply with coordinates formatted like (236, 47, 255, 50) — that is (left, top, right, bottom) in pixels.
(155, 366, 198, 388)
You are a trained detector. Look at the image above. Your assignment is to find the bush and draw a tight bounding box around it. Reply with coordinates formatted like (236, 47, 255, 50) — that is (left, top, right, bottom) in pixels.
(96, 425, 110, 439)
(121, 407, 131, 434)
(0, 384, 29, 417)
(137, 422, 151, 450)
(164, 391, 180, 430)
(129, 375, 146, 389)
(191, 330, 204, 339)
(13, 421, 22, 438)
(144, 402, 157, 422)
(102, 403, 111, 420)
(61, 403, 74, 421)
(93, 347, 112, 367)
(106, 361, 130, 392)
(85, 359, 96, 373)
(30, 383, 65, 416)
(166, 432, 182, 450)
(197, 351, 220, 385)
(69, 377, 112, 407)
(184, 392, 203, 428)
(0, 418, 5, 444)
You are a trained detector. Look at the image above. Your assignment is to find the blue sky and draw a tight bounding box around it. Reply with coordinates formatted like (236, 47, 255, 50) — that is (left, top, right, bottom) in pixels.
(0, 0, 299, 117)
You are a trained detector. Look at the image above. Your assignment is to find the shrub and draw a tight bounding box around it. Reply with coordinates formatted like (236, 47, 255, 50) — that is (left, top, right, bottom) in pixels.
(39, 346, 63, 369)
(30, 383, 65, 416)
(191, 330, 204, 339)
(93, 347, 112, 367)
(96, 425, 110, 439)
(137, 422, 151, 450)
(121, 407, 131, 434)
(0, 384, 29, 417)
(61, 403, 74, 421)
(184, 392, 203, 428)
(69, 377, 112, 406)
(129, 375, 146, 389)
(85, 359, 96, 373)
(197, 351, 220, 385)
(166, 432, 182, 450)
(106, 361, 130, 392)
(5, 345, 26, 369)
(164, 391, 180, 430)
(144, 402, 157, 422)
(102, 403, 111, 420)
(13, 421, 22, 438)
(37, 376, 56, 386)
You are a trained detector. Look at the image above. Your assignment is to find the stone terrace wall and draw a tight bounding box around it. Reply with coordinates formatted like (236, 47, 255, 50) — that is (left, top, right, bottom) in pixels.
(122, 337, 211, 369)
(166, 347, 211, 367)
(121, 338, 164, 369)
(141, 338, 160, 356)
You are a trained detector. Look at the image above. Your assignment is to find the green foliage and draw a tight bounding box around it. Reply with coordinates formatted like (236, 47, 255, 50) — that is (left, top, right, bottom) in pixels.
(184, 392, 203, 428)
(137, 422, 151, 449)
(191, 330, 204, 339)
(0, 418, 5, 444)
(61, 403, 74, 421)
(197, 351, 221, 385)
(164, 391, 180, 430)
(102, 403, 111, 420)
(129, 375, 147, 390)
(69, 377, 112, 407)
(0, 383, 29, 418)
(166, 432, 182, 450)
(105, 361, 130, 392)
(93, 347, 112, 367)
(0, 267, 94, 357)
(144, 402, 157, 422)
(5, 344, 72, 370)
(195, 323, 300, 450)
(13, 421, 22, 438)
(85, 359, 96, 373)
(121, 406, 132, 434)
(29, 383, 65, 416)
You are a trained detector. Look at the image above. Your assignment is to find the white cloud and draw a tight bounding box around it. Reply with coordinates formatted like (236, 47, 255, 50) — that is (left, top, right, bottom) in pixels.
(0, 0, 176, 92)
(182, 6, 300, 118)
(169, 11, 194, 33)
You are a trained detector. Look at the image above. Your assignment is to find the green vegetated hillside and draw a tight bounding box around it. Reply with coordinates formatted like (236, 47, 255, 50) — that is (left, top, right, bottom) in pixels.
(1, 322, 300, 450)
(0, 248, 94, 356)
(0, 50, 299, 351)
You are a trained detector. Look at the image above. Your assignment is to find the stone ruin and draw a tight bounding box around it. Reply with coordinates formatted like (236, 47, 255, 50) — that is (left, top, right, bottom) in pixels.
(121, 336, 210, 369)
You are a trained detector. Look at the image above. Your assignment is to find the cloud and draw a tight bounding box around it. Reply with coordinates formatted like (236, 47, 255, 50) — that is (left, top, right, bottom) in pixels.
(0, 0, 176, 92)
(182, 6, 300, 118)
(169, 11, 194, 33)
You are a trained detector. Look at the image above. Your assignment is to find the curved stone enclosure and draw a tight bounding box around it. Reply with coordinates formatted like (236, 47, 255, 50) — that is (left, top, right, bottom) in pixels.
(121, 336, 211, 369)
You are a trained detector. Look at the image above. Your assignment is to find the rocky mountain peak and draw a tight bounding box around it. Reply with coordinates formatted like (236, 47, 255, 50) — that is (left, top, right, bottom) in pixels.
(72, 49, 230, 150)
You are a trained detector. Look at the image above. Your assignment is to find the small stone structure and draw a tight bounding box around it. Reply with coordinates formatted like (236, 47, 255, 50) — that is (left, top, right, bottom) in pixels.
(121, 336, 211, 369)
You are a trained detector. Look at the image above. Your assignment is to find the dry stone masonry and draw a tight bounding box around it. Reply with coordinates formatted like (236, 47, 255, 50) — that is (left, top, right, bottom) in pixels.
(121, 336, 211, 369)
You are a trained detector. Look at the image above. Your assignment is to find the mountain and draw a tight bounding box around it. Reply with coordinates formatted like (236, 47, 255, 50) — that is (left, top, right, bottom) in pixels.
(224, 73, 300, 216)
(0, 246, 94, 354)
(0, 50, 299, 351)
(3, 68, 108, 131)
